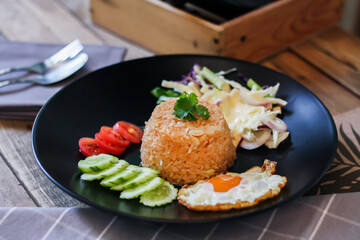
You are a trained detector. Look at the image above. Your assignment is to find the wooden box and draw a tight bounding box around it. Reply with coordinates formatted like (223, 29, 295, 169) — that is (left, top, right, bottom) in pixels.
(91, 0, 344, 62)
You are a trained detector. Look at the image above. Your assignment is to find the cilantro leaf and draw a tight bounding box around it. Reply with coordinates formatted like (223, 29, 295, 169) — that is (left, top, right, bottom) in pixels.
(173, 92, 196, 120)
(187, 112, 197, 122)
(151, 87, 181, 104)
(196, 104, 210, 120)
(173, 92, 210, 121)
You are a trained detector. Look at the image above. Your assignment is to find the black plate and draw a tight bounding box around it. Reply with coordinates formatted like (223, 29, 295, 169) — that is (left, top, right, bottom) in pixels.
(32, 55, 337, 223)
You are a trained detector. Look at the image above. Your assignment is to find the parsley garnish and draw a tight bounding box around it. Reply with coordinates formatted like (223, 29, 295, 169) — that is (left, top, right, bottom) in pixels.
(173, 92, 210, 121)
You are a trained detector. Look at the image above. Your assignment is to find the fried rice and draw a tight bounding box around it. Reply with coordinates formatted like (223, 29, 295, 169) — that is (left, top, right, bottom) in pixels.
(140, 99, 236, 185)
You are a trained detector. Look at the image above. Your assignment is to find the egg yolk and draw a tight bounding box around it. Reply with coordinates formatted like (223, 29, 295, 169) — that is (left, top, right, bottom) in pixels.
(208, 175, 242, 192)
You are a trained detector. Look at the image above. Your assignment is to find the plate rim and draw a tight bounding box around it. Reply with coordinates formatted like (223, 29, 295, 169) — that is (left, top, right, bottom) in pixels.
(32, 54, 338, 223)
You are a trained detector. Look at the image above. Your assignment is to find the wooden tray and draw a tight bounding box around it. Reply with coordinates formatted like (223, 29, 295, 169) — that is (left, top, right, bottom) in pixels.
(91, 0, 344, 62)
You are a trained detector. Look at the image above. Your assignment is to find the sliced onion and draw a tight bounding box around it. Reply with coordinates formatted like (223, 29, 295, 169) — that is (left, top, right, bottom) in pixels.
(239, 89, 272, 109)
(263, 102, 273, 109)
(265, 131, 290, 149)
(239, 86, 287, 107)
(240, 129, 271, 150)
(262, 115, 287, 132)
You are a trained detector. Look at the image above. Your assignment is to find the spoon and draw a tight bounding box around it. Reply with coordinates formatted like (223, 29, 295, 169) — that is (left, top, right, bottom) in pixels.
(0, 52, 88, 88)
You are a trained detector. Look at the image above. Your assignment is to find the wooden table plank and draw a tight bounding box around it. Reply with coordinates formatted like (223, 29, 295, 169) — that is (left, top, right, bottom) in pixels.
(310, 28, 360, 70)
(0, 0, 153, 60)
(0, 153, 36, 207)
(0, 120, 82, 207)
(0, 0, 102, 44)
(261, 51, 360, 116)
(57, 0, 154, 60)
(291, 27, 360, 97)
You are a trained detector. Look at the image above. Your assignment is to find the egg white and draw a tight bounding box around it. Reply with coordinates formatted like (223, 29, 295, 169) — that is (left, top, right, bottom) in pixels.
(178, 168, 286, 207)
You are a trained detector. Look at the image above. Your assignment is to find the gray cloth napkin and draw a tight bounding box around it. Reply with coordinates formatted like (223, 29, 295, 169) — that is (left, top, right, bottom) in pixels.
(0, 42, 126, 120)
(1, 192, 359, 240)
(306, 107, 360, 195)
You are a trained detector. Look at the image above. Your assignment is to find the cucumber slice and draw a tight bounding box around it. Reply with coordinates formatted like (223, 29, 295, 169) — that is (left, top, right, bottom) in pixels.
(100, 165, 140, 187)
(80, 160, 129, 181)
(200, 66, 227, 90)
(120, 177, 164, 199)
(140, 181, 178, 207)
(110, 167, 159, 191)
(78, 154, 118, 173)
(247, 78, 262, 90)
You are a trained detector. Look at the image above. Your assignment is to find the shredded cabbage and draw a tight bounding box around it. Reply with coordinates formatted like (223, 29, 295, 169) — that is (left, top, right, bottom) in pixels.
(157, 65, 290, 150)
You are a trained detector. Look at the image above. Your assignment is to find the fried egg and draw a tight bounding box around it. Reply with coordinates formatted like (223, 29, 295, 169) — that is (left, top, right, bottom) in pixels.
(177, 160, 287, 211)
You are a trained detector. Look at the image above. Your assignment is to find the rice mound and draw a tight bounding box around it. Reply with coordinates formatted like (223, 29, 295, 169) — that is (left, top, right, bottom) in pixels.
(140, 98, 236, 185)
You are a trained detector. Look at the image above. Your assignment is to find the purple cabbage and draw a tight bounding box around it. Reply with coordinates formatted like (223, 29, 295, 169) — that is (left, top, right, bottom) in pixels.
(238, 72, 250, 83)
(176, 65, 201, 86)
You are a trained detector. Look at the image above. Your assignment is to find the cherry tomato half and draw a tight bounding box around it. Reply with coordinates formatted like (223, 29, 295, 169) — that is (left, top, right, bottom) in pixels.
(79, 137, 108, 157)
(99, 126, 130, 147)
(113, 121, 143, 144)
(95, 133, 127, 155)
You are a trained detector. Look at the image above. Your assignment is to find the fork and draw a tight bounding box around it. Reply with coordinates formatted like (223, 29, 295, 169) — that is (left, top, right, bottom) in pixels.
(0, 53, 88, 88)
(0, 39, 83, 76)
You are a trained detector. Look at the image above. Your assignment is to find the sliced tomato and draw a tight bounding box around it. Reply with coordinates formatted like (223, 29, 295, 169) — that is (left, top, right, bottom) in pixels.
(95, 133, 127, 155)
(99, 126, 130, 147)
(79, 137, 108, 157)
(113, 121, 143, 143)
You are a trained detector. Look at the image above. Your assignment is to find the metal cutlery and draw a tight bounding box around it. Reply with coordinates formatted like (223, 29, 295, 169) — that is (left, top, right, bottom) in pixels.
(0, 52, 88, 88)
(0, 39, 83, 76)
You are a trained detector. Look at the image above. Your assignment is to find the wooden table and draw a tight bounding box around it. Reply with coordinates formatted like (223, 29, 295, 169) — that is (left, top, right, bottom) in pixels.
(0, 0, 359, 209)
